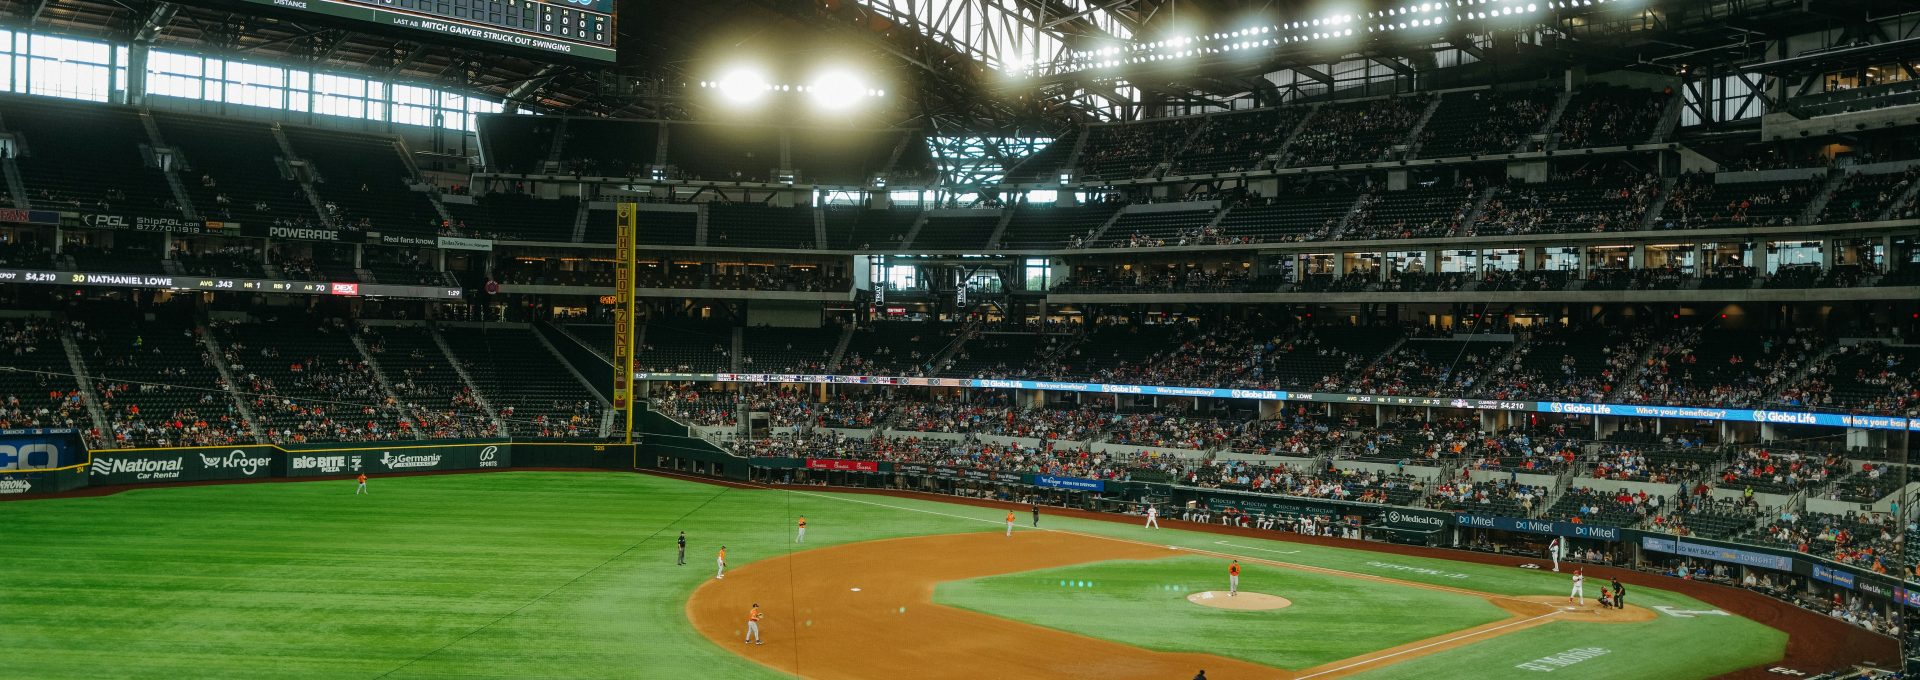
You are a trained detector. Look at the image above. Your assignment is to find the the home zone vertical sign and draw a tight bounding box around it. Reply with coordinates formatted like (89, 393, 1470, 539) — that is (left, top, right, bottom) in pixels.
(614, 203, 637, 442)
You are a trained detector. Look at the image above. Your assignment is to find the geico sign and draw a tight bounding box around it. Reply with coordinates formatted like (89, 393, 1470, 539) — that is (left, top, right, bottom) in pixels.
(0, 443, 62, 471)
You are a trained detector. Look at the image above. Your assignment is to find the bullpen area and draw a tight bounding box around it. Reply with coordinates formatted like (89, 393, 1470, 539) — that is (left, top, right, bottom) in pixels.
(0, 471, 1847, 678)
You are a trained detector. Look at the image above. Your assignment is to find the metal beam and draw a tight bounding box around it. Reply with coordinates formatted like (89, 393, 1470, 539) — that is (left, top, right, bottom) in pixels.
(133, 2, 177, 44)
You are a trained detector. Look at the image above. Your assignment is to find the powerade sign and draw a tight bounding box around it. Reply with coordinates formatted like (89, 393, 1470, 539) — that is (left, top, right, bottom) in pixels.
(283, 443, 509, 477)
(89, 447, 277, 485)
(1639, 535, 1795, 571)
(1812, 565, 1856, 590)
(1454, 514, 1621, 541)
(0, 431, 85, 472)
(1031, 475, 1105, 492)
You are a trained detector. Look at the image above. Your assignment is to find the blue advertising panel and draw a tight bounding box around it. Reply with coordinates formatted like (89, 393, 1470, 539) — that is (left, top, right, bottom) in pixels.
(1812, 565, 1856, 590)
(1640, 535, 1796, 571)
(1454, 514, 1622, 541)
(1030, 474, 1106, 492)
(0, 429, 86, 472)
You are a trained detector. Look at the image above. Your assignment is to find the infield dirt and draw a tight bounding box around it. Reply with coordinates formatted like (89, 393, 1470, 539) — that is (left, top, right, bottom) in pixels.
(687, 530, 1653, 679)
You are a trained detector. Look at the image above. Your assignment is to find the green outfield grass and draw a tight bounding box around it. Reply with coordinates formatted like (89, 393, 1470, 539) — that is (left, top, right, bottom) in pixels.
(0, 472, 1788, 679)
(934, 555, 1511, 669)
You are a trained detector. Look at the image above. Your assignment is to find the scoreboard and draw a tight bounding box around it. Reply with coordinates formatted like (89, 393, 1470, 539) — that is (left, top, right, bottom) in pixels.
(241, 0, 615, 62)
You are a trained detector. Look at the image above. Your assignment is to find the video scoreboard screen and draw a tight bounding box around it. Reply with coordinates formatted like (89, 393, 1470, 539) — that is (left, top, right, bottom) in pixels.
(0, 268, 462, 300)
(245, 0, 615, 62)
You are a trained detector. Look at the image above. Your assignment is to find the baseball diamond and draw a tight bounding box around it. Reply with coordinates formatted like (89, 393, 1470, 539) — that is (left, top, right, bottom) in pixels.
(0, 470, 1889, 679)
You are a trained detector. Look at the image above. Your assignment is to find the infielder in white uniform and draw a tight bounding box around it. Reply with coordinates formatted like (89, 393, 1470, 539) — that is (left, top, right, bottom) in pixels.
(1548, 537, 1562, 572)
(1569, 569, 1584, 605)
(1145, 505, 1159, 529)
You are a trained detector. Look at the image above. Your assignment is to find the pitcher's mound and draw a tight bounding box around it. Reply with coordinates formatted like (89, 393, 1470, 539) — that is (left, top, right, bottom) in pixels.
(1186, 591, 1292, 611)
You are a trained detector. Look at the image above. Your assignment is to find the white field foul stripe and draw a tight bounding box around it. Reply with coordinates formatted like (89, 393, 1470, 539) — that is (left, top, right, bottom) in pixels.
(1214, 540, 1300, 554)
(1293, 610, 1563, 680)
(761, 484, 1535, 605)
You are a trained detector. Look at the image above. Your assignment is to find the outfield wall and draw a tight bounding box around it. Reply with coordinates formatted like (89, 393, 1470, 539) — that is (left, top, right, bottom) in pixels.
(2, 439, 637, 497)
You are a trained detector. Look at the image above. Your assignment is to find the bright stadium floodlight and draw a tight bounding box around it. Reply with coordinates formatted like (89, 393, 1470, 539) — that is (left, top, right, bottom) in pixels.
(806, 69, 867, 110)
(714, 68, 770, 105)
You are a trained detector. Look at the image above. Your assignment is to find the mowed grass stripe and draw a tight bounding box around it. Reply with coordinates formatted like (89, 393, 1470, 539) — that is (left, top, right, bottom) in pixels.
(0, 472, 1788, 680)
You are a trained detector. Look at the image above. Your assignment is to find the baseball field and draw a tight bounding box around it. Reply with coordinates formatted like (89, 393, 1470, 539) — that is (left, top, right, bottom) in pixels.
(0, 470, 1860, 678)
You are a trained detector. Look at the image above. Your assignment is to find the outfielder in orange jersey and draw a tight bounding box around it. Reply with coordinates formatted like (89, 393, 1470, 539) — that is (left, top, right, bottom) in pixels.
(1228, 560, 1241, 597)
(1006, 510, 1016, 536)
(796, 516, 807, 544)
(355, 473, 368, 495)
(717, 546, 727, 580)
(745, 603, 764, 645)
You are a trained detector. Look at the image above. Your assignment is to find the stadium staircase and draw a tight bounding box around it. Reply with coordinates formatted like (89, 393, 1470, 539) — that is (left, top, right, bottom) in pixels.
(1880, 175, 1920, 221)
(568, 200, 592, 243)
(1650, 90, 1684, 144)
(1461, 185, 1500, 232)
(1080, 208, 1128, 246)
(543, 118, 570, 172)
(1761, 339, 1849, 406)
(138, 112, 200, 220)
(693, 203, 710, 246)
(1323, 191, 1375, 241)
(1059, 127, 1093, 175)
(350, 333, 423, 440)
(1401, 95, 1446, 159)
(431, 327, 508, 433)
(270, 126, 336, 226)
(812, 209, 829, 249)
(0, 154, 29, 210)
(825, 324, 855, 371)
(897, 210, 930, 250)
(198, 322, 265, 440)
(1799, 171, 1849, 225)
(1270, 103, 1321, 166)
(529, 322, 610, 410)
(57, 326, 112, 437)
(1638, 176, 1680, 230)
(1605, 341, 1666, 403)
(983, 207, 1017, 249)
(1535, 90, 1575, 152)
(730, 327, 744, 371)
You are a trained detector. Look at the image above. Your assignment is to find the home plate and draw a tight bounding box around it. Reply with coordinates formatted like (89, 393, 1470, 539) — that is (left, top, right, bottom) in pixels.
(850, 588, 862, 592)
(1186, 591, 1293, 611)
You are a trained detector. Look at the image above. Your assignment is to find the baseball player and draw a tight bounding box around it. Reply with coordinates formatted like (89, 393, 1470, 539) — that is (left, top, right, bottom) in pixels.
(1610, 579, 1625, 609)
(1145, 505, 1159, 529)
(1031, 502, 1040, 527)
(1548, 537, 1562, 572)
(1005, 510, 1016, 536)
(355, 473, 368, 495)
(1569, 568, 1584, 605)
(796, 516, 807, 544)
(1228, 560, 1241, 596)
(717, 546, 728, 579)
(745, 603, 764, 645)
(677, 531, 686, 565)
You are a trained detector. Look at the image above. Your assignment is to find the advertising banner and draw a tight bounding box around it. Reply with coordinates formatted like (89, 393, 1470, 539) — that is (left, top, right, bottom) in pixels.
(242, 223, 366, 243)
(284, 442, 509, 477)
(87, 447, 278, 485)
(806, 459, 880, 472)
(0, 429, 87, 472)
(0, 207, 62, 226)
(1383, 508, 1453, 531)
(1455, 514, 1622, 541)
(1639, 535, 1796, 571)
(1030, 474, 1105, 492)
(378, 234, 439, 247)
(1812, 565, 1856, 590)
(75, 213, 214, 234)
(437, 236, 494, 251)
(0, 467, 87, 496)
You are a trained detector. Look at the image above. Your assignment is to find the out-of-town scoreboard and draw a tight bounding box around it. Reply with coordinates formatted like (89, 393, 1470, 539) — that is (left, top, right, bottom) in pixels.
(242, 0, 615, 61)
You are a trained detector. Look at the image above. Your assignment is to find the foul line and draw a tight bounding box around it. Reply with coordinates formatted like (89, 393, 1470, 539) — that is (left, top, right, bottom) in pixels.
(762, 483, 1541, 606)
(1292, 610, 1562, 680)
(1214, 540, 1300, 554)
